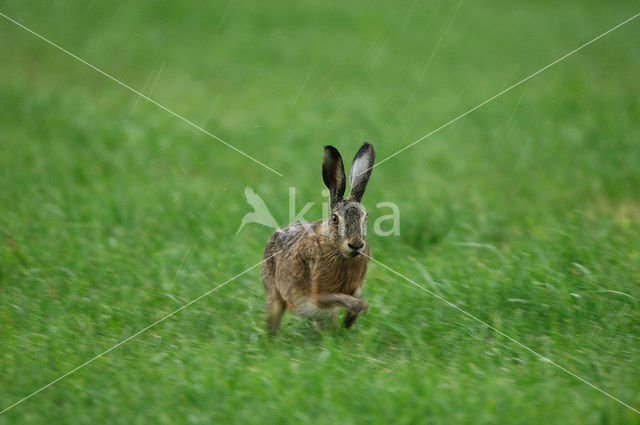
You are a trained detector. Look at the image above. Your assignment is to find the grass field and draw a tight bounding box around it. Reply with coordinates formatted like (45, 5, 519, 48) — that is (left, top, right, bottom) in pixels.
(1, 0, 639, 423)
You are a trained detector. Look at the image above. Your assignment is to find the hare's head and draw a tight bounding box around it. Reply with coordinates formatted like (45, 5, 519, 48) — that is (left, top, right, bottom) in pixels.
(322, 143, 375, 258)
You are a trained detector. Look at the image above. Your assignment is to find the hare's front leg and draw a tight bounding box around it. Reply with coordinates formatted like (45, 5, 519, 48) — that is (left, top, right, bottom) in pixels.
(314, 291, 367, 329)
(313, 310, 339, 330)
(343, 288, 365, 329)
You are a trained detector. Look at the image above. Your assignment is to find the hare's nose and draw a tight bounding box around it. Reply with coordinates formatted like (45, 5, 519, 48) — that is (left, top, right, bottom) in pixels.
(348, 241, 364, 251)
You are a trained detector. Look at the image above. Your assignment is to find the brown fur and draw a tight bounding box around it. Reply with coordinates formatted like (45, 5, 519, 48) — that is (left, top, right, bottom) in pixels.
(262, 221, 369, 334)
(261, 143, 375, 334)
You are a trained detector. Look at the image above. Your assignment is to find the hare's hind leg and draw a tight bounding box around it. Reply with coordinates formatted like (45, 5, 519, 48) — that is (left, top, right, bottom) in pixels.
(265, 293, 286, 335)
(261, 248, 285, 335)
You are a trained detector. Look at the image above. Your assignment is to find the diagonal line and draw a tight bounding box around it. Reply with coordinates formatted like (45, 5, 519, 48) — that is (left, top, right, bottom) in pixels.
(361, 251, 640, 414)
(366, 12, 640, 174)
(291, 73, 311, 110)
(0, 11, 283, 177)
(421, 0, 464, 76)
(0, 250, 282, 415)
(168, 238, 201, 291)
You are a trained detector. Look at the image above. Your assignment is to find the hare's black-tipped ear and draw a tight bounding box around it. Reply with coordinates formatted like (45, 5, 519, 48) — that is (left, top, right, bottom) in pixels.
(348, 142, 375, 202)
(322, 145, 346, 207)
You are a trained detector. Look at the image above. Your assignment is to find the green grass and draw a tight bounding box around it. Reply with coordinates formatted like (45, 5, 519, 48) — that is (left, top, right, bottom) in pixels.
(1, 0, 639, 423)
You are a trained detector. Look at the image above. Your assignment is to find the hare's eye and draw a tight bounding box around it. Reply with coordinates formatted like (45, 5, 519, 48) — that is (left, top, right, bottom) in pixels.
(331, 214, 339, 224)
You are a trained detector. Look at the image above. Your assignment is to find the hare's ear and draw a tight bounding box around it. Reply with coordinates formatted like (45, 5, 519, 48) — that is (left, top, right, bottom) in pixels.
(348, 142, 375, 202)
(322, 145, 346, 207)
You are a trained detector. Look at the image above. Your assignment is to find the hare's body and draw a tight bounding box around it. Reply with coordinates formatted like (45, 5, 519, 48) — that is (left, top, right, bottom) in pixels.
(262, 221, 369, 322)
(261, 143, 376, 334)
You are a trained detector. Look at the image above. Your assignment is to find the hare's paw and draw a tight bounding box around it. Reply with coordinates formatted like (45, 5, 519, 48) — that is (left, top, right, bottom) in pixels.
(344, 302, 367, 329)
(348, 298, 368, 315)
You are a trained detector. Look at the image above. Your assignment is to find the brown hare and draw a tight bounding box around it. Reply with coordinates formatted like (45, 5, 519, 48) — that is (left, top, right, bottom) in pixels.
(261, 142, 375, 334)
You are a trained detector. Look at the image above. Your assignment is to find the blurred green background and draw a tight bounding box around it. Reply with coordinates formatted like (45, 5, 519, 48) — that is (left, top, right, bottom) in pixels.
(1, 0, 639, 423)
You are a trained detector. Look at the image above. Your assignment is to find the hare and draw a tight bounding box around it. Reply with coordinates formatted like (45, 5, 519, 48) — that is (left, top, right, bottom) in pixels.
(261, 142, 375, 334)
